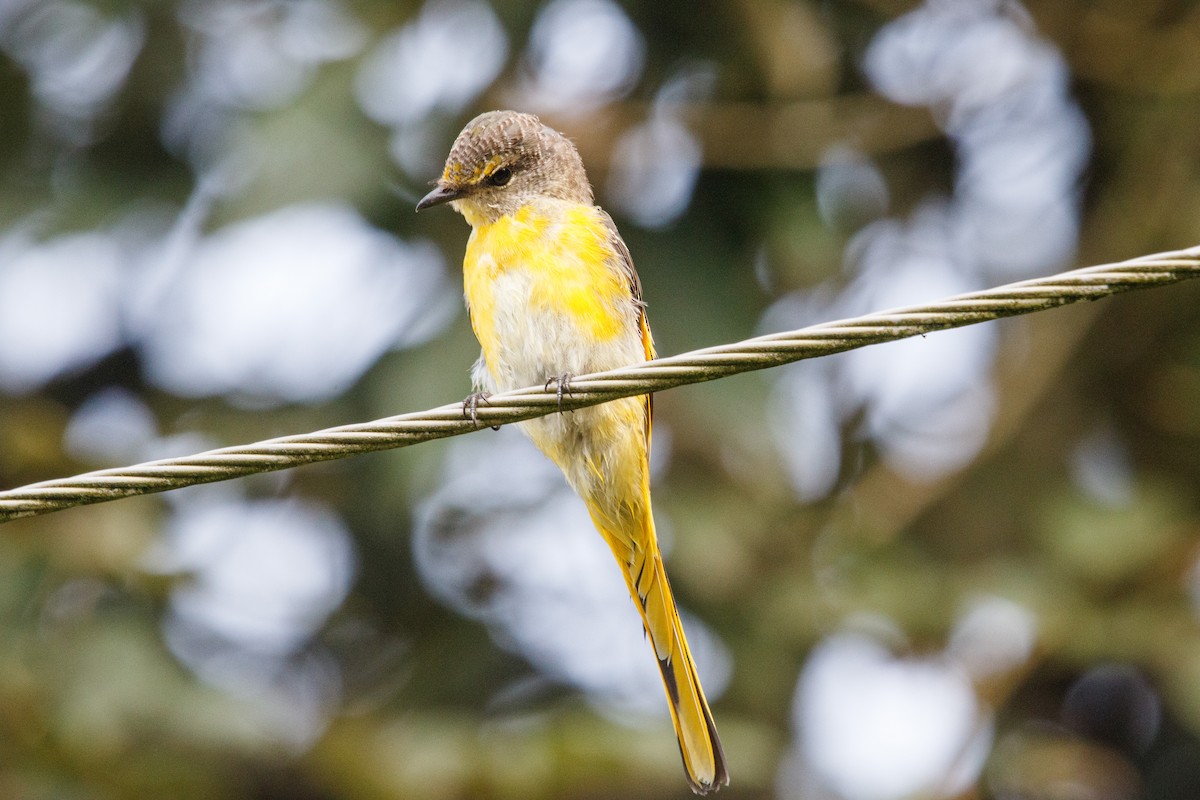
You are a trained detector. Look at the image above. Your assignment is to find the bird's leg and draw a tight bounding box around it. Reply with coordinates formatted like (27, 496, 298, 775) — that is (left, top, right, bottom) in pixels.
(544, 373, 575, 413)
(462, 391, 499, 430)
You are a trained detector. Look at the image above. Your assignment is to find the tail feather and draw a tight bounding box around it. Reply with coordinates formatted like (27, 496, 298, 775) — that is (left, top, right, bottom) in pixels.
(640, 551, 728, 794)
(574, 396, 727, 793)
(593, 511, 729, 794)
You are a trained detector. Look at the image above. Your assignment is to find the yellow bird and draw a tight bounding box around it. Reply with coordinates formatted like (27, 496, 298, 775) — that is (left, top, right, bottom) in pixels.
(418, 110, 728, 794)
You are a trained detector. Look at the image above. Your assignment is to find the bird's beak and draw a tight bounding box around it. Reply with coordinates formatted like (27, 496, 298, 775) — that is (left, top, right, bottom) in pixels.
(416, 183, 464, 211)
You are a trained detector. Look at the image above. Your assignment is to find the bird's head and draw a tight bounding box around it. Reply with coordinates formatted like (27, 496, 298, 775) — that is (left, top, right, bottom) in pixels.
(416, 110, 592, 225)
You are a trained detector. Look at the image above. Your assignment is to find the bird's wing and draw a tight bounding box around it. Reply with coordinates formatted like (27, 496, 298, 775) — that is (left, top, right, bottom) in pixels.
(598, 209, 656, 436)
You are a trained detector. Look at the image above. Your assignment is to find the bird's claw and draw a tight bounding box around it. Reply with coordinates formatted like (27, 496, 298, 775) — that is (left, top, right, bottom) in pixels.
(462, 391, 498, 430)
(544, 373, 575, 413)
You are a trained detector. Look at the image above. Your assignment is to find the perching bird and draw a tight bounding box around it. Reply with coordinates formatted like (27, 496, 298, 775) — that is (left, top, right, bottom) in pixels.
(417, 110, 728, 794)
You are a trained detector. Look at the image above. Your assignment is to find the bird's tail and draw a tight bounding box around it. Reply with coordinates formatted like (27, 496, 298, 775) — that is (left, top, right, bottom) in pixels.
(641, 549, 729, 794)
(592, 511, 729, 794)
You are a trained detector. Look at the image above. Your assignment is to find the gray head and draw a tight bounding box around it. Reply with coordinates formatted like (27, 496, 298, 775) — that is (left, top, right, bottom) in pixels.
(416, 111, 593, 225)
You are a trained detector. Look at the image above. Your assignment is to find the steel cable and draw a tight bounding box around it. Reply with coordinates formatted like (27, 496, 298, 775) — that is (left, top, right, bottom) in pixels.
(2, 245, 1197, 523)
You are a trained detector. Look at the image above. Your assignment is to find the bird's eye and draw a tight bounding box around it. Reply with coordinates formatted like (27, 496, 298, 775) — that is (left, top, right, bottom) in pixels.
(488, 167, 512, 187)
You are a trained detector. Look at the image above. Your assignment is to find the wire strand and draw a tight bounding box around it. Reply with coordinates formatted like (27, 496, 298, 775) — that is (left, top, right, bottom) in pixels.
(3, 245, 1199, 523)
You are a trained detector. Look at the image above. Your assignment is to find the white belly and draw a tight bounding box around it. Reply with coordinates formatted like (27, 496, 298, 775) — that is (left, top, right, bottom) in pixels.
(470, 267, 649, 497)
(474, 267, 644, 394)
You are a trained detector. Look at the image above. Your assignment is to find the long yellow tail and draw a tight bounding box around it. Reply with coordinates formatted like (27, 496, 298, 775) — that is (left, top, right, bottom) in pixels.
(590, 507, 729, 794)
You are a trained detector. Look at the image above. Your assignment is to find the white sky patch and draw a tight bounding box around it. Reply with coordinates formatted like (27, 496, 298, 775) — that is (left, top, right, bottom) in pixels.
(164, 0, 365, 170)
(0, 228, 125, 393)
(160, 497, 356, 655)
(758, 288, 845, 499)
(862, 0, 1087, 280)
(769, 363, 842, 502)
(816, 147, 890, 233)
(137, 202, 454, 403)
(840, 213, 995, 419)
(178, 0, 366, 111)
(791, 632, 988, 800)
(0, 0, 145, 142)
(606, 115, 700, 228)
(519, 0, 645, 112)
(606, 64, 712, 228)
(63, 387, 160, 467)
(356, 0, 508, 179)
(356, 0, 507, 128)
(149, 494, 353, 749)
(837, 208, 998, 479)
(947, 595, 1038, 681)
(763, 0, 1090, 490)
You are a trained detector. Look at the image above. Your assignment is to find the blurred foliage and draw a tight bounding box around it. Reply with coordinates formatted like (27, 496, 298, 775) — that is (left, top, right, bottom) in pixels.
(3, 1, 1200, 799)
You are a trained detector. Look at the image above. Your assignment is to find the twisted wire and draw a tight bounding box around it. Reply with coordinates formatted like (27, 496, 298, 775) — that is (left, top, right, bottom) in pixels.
(3, 245, 1198, 523)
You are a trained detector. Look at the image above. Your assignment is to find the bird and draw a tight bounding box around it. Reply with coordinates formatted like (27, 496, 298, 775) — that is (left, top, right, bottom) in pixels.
(417, 110, 728, 794)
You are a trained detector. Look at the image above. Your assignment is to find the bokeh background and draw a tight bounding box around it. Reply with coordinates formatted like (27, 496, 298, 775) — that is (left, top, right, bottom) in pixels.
(2, 0, 1200, 798)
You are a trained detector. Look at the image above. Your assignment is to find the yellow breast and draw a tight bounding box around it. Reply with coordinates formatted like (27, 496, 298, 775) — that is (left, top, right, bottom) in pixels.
(462, 201, 636, 390)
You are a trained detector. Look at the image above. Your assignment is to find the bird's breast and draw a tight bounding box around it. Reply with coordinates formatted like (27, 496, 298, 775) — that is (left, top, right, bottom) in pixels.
(463, 202, 643, 393)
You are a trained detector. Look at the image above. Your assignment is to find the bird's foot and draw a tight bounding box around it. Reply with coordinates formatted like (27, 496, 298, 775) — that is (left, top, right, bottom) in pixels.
(462, 391, 499, 430)
(544, 373, 575, 413)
